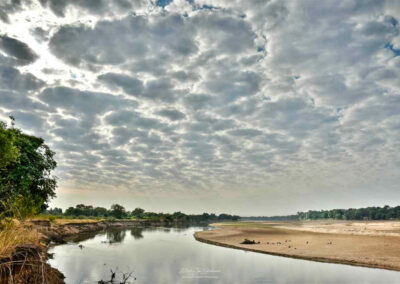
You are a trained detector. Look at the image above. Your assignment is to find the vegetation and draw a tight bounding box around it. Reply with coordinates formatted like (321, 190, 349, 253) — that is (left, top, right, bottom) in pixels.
(0, 219, 39, 257)
(296, 205, 400, 220)
(244, 205, 400, 221)
(43, 204, 240, 223)
(0, 118, 19, 169)
(242, 214, 299, 221)
(0, 118, 57, 220)
(0, 219, 63, 283)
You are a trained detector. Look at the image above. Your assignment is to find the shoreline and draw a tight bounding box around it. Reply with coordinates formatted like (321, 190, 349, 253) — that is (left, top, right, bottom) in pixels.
(1, 219, 145, 283)
(194, 221, 400, 272)
(1, 219, 200, 283)
(36, 218, 202, 243)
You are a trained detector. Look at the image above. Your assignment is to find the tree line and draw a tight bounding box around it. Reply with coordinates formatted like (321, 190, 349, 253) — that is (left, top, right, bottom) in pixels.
(244, 205, 400, 221)
(44, 204, 240, 223)
(297, 205, 400, 220)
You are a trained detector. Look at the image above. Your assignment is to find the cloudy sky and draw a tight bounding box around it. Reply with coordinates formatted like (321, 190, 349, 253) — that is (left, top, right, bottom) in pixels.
(1, 0, 399, 215)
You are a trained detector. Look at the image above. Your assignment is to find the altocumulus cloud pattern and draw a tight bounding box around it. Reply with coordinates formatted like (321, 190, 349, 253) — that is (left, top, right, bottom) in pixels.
(0, 0, 399, 213)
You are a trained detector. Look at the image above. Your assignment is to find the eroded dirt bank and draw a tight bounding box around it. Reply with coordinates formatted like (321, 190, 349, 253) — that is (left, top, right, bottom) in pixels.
(36, 219, 149, 243)
(194, 221, 400, 271)
(1, 219, 183, 283)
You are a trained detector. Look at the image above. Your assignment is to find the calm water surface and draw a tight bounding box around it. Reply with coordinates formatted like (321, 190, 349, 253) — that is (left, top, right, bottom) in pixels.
(49, 227, 400, 283)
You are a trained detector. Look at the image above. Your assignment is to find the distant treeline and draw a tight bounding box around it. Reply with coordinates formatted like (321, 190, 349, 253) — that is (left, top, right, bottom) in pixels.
(43, 204, 240, 223)
(243, 205, 400, 221)
(241, 214, 299, 221)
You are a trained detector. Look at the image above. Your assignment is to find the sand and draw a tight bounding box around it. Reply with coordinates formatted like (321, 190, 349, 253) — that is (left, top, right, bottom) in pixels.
(194, 221, 400, 271)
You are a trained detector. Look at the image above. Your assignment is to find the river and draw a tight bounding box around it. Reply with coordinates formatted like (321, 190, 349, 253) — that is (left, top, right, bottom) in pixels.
(48, 226, 400, 283)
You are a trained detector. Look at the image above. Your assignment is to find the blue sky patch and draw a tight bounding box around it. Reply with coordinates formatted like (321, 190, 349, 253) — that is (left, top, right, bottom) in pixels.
(384, 42, 400, 57)
(156, 0, 173, 8)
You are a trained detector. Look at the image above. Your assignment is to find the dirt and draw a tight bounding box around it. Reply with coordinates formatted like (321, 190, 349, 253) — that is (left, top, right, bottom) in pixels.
(194, 221, 400, 271)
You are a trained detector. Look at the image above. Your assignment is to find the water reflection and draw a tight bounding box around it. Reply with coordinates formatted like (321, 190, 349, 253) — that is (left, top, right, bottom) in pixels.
(130, 227, 143, 240)
(49, 227, 400, 284)
(106, 229, 127, 244)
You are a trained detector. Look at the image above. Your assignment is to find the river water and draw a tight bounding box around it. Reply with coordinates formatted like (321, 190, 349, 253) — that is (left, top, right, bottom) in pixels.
(48, 226, 400, 283)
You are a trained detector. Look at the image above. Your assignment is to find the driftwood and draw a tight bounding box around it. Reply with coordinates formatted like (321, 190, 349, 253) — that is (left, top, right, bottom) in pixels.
(240, 239, 260, 245)
(98, 268, 136, 283)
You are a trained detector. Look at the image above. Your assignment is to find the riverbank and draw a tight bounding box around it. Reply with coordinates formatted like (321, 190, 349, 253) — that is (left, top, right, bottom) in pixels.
(1, 218, 185, 283)
(0, 220, 64, 283)
(194, 221, 400, 271)
(36, 219, 145, 243)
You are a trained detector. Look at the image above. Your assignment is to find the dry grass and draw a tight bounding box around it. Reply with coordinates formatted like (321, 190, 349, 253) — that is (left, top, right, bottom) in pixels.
(31, 217, 140, 225)
(51, 218, 102, 225)
(0, 220, 40, 258)
(30, 214, 104, 224)
(0, 219, 64, 283)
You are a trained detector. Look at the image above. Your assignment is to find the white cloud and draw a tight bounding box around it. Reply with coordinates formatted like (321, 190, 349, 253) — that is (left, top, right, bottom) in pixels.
(1, 0, 400, 214)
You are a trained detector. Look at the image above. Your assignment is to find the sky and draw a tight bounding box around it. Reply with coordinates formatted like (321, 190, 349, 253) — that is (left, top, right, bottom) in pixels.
(0, 0, 399, 215)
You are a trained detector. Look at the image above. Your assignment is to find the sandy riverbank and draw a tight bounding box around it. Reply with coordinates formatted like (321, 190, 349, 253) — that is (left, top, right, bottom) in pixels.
(194, 221, 400, 271)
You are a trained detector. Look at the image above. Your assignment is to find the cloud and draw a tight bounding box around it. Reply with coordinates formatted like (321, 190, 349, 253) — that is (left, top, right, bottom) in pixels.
(2, 0, 400, 214)
(228, 128, 263, 138)
(39, 0, 148, 17)
(39, 87, 138, 117)
(183, 94, 214, 110)
(0, 90, 47, 112)
(156, 108, 186, 121)
(98, 73, 144, 96)
(0, 66, 44, 91)
(0, 36, 38, 64)
(49, 14, 198, 68)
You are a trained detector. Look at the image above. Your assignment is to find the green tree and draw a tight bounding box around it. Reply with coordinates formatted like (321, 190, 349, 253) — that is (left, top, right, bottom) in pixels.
(94, 206, 109, 217)
(0, 119, 19, 168)
(110, 204, 126, 219)
(0, 120, 57, 216)
(131, 207, 145, 218)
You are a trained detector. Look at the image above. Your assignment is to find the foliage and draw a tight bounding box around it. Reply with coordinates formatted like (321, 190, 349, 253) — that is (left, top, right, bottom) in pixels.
(110, 204, 127, 219)
(1, 194, 41, 220)
(131, 207, 145, 218)
(63, 204, 109, 217)
(244, 205, 400, 221)
(0, 119, 18, 169)
(44, 203, 240, 223)
(0, 119, 57, 215)
(46, 207, 63, 215)
(297, 205, 400, 220)
(241, 214, 299, 221)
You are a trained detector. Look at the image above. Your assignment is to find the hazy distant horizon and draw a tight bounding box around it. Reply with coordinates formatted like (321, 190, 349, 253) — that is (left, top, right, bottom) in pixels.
(48, 191, 400, 216)
(1, 0, 399, 215)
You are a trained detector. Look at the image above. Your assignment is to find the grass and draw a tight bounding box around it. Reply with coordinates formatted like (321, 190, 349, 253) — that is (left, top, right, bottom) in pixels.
(0, 219, 64, 283)
(0, 219, 40, 258)
(31, 214, 142, 225)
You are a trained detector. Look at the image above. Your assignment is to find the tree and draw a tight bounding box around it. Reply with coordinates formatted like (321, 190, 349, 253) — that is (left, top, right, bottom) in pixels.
(0, 119, 19, 168)
(131, 207, 145, 218)
(110, 204, 126, 219)
(94, 206, 109, 217)
(0, 120, 57, 215)
(44, 207, 63, 215)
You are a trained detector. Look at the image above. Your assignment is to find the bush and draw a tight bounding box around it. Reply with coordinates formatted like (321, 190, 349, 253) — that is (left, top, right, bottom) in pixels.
(0, 195, 41, 221)
(48, 215, 56, 222)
